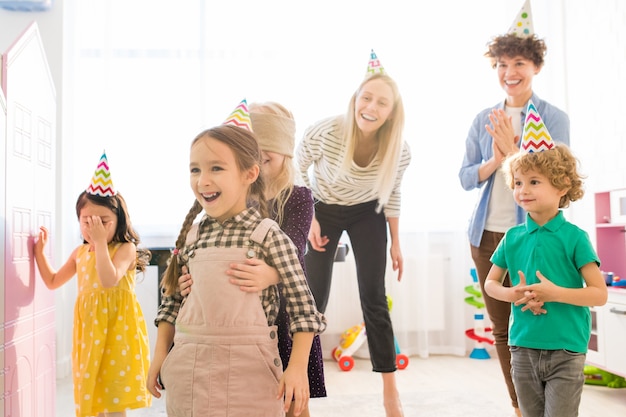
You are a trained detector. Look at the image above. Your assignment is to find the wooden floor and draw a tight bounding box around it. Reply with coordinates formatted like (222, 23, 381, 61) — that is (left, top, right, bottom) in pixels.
(56, 354, 626, 416)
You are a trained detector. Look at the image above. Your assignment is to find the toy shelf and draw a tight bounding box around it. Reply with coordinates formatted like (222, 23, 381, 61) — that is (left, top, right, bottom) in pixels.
(595, 190, 626, 280)
(588, 190, 626, 378)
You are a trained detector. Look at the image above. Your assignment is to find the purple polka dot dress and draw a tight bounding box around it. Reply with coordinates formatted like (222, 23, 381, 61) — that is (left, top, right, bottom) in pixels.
(272, 185, 326, 398)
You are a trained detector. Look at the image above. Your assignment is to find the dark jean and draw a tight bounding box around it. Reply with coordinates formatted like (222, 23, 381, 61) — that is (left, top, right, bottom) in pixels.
(511, 346, 586, 417)
(305, 200, 397, 373)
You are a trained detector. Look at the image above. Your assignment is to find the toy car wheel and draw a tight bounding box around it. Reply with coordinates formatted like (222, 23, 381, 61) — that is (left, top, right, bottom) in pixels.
(331, 347, 339, 361)
(338, 356, 354, 371)
(396, 354, 409, 370)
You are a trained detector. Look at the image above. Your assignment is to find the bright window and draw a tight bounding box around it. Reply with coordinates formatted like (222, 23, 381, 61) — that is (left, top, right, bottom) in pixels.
(69, 0, 559, 237)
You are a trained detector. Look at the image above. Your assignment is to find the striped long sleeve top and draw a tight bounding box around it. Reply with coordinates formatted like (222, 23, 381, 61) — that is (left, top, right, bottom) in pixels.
(297, 115, 411, 218)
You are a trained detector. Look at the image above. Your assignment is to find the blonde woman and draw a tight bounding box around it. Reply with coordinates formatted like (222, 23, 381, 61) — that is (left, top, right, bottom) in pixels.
(297, 72, 411, 417)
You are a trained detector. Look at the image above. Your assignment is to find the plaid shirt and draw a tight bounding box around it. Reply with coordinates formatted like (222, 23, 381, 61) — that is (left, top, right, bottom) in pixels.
(155, 207, 326, 335)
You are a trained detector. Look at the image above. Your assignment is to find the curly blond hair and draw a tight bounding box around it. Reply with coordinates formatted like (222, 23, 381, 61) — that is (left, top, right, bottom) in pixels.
(503, 144, 585, 208)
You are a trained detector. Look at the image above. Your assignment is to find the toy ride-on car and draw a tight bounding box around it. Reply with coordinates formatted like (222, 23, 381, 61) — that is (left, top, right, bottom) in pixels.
(331, 322, 409, 371)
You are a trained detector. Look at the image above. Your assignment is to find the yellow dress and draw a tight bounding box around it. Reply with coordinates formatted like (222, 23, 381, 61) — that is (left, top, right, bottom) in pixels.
(72, 243, 151, 417)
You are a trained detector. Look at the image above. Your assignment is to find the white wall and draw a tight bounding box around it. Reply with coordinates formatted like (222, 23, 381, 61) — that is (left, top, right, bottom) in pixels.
(559, 0, 626, 246)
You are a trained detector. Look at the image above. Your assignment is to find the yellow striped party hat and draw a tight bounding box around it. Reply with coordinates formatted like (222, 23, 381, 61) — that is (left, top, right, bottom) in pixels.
(521, 100, 554, 153)
(86, 151, 116, 197)
(366, 49, 385, 76)
(508, 0, 534, 37)
(223, 98, 253, 132)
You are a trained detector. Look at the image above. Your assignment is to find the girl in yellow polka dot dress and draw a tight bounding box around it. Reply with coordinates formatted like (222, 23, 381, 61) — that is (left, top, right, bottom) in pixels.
(33, 152, 152, 417)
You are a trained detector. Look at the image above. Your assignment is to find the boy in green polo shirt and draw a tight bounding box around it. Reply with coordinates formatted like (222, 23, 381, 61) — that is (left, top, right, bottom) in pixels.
(484, 100, 608, 417)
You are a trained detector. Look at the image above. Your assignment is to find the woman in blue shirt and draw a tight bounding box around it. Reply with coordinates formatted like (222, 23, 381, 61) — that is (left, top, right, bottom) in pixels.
(458, 32, 569, 417)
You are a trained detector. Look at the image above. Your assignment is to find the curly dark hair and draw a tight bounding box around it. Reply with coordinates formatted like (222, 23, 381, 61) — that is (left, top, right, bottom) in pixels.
(485, 33, 547, 68)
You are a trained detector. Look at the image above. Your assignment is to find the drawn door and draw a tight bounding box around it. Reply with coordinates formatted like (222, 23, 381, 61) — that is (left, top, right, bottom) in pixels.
(1, 62, 7, 417)
(2, 22, 56, 417)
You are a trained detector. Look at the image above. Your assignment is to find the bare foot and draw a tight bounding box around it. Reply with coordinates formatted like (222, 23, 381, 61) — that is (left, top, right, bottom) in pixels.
(382, 372, 403, 417)
(383, 395, 404, 417)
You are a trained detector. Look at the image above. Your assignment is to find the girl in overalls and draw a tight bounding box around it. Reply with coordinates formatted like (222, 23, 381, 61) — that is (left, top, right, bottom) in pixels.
(176, 101, 327, 417)
(150, 115, 326, 416)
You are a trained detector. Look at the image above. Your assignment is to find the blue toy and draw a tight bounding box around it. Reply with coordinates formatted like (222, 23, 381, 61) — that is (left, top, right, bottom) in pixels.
(465, 268, 494, 359)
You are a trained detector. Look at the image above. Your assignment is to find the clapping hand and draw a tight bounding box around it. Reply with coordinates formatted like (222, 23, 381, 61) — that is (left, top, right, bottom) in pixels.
(486, 108, 519, 160)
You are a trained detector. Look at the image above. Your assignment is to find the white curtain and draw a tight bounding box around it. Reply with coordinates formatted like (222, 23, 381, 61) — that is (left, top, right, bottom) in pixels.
(60, 0, 569, 368)
(319, 230, 475, 360)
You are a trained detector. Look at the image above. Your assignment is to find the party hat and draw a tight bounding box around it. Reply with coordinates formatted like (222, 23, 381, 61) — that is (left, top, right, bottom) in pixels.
(508, 0, 534, 37)
(366, 49, 385, 76)
(521, 100, 554, 153)
(86, 151, 116, 197)
(222, 98, 253, 132)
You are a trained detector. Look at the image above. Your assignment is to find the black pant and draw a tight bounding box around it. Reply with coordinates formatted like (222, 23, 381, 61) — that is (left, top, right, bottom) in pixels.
(305, 200, 397, 372)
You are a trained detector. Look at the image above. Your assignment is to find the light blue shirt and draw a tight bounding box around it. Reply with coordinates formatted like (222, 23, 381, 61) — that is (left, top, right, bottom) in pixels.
(458, 93, 570, 247)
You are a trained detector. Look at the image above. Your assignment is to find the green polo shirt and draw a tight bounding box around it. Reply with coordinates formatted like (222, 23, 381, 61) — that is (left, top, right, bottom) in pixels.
(491, 211, 600, 353)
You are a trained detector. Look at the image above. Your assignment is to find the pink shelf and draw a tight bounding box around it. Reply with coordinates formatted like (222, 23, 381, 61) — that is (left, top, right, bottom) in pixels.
(596, 190, 626, 279)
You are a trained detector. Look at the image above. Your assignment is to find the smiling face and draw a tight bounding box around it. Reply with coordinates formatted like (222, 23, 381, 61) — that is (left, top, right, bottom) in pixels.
(190, 135, 259, 223)
(512, 167, 567, 225)
(354, 77, 395, 139)
(496, 55, 540, 107)
(78, 200, 118, 245)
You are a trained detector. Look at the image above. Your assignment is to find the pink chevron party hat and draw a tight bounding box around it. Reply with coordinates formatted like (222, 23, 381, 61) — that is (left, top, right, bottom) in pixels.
(86, 151, 116, 197)
(366, 49, 385, 76)
(508, 0, 534, 37)
(521, 100, 554, 153)
(222, 98, 253, 132)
